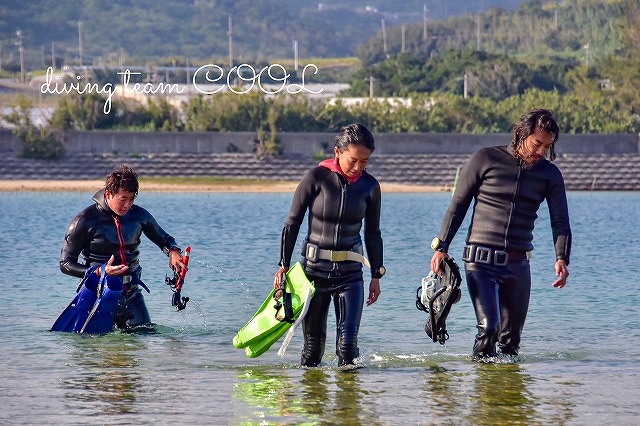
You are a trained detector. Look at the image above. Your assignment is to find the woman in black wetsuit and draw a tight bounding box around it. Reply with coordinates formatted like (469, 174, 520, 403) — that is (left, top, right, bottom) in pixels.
(429, 109, 572, 361)
(274, 123, 386, 367)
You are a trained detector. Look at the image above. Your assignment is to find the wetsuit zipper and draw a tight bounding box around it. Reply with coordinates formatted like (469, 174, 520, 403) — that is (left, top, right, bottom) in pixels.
(333, 180, 347, 270)
(113, 216, 126, 266)
(504, 166, 521, 248)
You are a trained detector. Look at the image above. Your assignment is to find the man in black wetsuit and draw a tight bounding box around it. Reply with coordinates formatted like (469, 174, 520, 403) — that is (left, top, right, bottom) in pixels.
(60, 164, 186, 330)
(430, 109, 572, 361)
(274, 123, 385, 367)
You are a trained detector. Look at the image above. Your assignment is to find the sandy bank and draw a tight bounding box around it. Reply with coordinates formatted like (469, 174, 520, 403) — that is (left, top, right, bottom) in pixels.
(0, 180, 446, 193)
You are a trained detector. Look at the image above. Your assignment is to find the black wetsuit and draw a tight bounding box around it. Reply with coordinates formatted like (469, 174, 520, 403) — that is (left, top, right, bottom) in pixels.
(280, 166, 383, 366)
(437, 145, 571, 357)
(60, 189, 180, 329)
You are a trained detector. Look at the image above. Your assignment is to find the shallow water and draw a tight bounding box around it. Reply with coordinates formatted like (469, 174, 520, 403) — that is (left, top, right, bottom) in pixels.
(1, 190, 638, 424)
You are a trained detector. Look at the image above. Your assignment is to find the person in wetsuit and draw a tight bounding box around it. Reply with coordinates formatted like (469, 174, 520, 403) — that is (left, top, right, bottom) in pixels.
(429, 109, 572, 361)
(274, 123, 386, 367)
(60, 164, 187, 330)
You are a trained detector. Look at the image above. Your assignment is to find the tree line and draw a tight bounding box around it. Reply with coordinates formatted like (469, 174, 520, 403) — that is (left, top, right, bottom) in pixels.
(3, 0, 639, 159)
(5, 81, 637, 159)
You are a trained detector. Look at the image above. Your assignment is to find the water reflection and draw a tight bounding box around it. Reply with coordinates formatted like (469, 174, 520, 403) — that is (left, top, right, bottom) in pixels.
(233, 368, 312, 424)
(61, 334, 146, 415)
(318, 369, 382, 426)
(233, 367, 383, 425)
(299, 369, 330, 419)
(419, 364, 468, 420)
(467, 363, 536, 425)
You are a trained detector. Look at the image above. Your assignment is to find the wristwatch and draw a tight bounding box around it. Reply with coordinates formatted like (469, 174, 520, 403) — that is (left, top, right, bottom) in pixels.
(431, 237, 447, 252)
(373, 266, 386, 278)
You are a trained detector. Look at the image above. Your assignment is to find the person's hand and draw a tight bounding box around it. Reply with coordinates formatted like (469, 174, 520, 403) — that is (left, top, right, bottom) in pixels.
(552, 259, 569, 288)
(273, 266, 289, 298)
(169, 249, 186, 275)
(99, 254, 129, 276)
(366, 278, 381, 306)
(430, 251, 449, 275)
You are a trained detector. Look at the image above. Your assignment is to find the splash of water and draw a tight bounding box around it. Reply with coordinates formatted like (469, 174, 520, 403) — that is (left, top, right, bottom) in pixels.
(195, 260, 254, 310)
(177, 298, 209, 332)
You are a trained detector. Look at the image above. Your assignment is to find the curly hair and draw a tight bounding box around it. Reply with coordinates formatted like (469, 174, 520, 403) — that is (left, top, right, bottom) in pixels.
(511, 109, 560, 162)
(105, 164, 139, 195)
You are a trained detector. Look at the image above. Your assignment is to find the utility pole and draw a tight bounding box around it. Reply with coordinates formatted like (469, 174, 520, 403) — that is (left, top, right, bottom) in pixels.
(476, 14, 481, 51)
(584, 43, 590, 67)
(423, 4, 428, 42)
(554, 0, 559, 31)
(51, 42, 55, 71)
(463, 73, 468, 99)
(366, 76, 375, 98)
(227, 16, 233, 69)
(381, 19, 388, 58)
(78, 20, 83, 66)
(293, 39, 298, 72)
(16, 30, 25, 83)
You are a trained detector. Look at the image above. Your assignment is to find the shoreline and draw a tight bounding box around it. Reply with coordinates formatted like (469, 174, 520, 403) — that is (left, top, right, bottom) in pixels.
(0, 179, 447, 193)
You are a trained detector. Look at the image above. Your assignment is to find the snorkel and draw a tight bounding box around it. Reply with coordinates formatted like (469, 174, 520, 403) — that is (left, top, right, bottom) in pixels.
(165, 246, 191, 311)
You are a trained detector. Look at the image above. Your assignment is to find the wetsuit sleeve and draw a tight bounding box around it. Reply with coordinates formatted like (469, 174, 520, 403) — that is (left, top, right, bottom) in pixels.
(438, 150, 485, 251)
(546, 171, 572, 265)
(279, 170, 318, 267)
(364, 180, 383, 278)
(60, 212, 92, 278)
(140, 208, 181, 255)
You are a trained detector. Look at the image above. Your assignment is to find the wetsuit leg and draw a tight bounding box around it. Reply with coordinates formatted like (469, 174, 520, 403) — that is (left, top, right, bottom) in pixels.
(114, 286, 152, 329)
(301, 280, 332, 367)
(333, 273, 364, 366)
(497, 261, 531, 356)
(465, 263, 501, 358)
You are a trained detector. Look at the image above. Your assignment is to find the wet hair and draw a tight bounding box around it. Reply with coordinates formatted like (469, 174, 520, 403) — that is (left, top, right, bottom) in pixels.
(334, 123, 376, 153)
(511, 108, 560, 161)
(105, 164, 139, 196)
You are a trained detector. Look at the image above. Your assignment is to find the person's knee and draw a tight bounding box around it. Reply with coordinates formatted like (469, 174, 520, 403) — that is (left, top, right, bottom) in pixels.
(336, 346, 359, 366)
(498, 343, 519, 356)
(477, 316, 499, 337)
(115, 289, 151, 328)
(301, 335, 325, 367)
(336, 325, 359, 365)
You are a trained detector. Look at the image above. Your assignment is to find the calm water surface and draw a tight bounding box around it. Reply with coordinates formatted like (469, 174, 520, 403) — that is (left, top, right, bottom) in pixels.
(1, 190, 638, 425)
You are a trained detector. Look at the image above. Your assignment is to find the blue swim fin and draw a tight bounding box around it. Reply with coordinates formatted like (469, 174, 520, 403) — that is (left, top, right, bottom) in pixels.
(80, 273, 123, 334)
(51, 267, 100, 332)
(51, 265, 123, 334)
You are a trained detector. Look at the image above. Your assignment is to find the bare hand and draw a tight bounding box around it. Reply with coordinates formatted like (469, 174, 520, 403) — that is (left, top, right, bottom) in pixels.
(169, 249, 186, 275)
(366, 278, 381, 306)
(430, 251, 449, 275)
(102, 254, 129, 276)
(552, 259, 569, 288)
(273, 266, 289, 298)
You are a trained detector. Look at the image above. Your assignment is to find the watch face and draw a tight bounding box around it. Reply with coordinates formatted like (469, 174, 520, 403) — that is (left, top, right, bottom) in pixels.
(431, 237, 441, 250)
(378, 266, 386, 276)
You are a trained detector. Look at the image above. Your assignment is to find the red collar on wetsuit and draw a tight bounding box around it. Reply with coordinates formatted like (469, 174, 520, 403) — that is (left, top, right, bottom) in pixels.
(318, 158, 362, 183)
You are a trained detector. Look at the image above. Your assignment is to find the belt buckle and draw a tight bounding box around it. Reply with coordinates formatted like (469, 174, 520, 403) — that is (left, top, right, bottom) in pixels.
(331, 251, 348, 262)
(493, 250, 509, 266)
(305, 244, 319, 262)
(474, 246, 492, 264)
(462, 245, 474, 262)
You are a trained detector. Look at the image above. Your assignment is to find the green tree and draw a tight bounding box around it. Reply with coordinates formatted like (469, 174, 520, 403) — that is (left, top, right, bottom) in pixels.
(3, 96, 65, 160)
